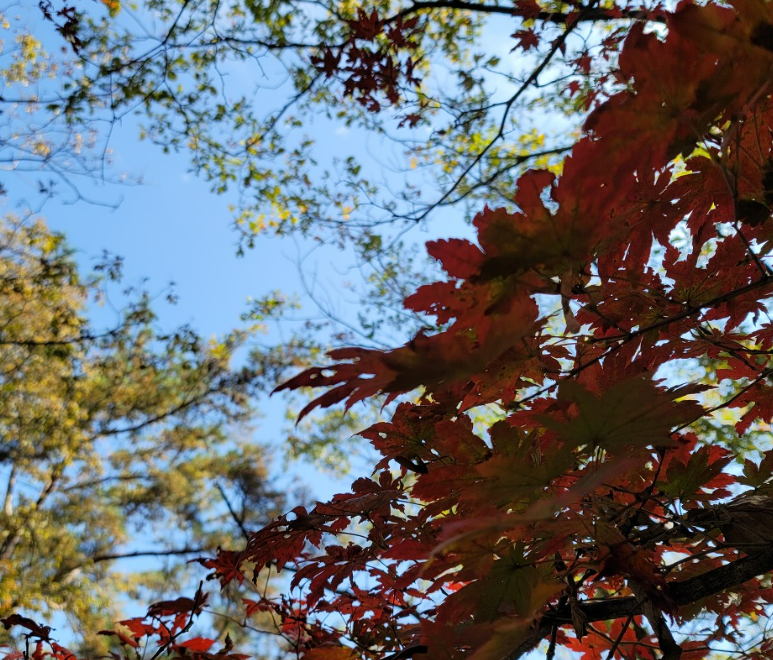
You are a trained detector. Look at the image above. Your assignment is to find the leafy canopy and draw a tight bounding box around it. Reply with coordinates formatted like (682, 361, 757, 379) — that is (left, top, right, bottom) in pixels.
(0, 214, 285, 651)
(14, 2, 773, 660)
(7, 0, 618, 248)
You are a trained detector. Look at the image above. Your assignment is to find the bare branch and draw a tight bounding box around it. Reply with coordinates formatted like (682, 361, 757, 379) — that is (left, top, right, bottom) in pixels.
(382, 1, 666, 25)
(510, 547, 773, 659)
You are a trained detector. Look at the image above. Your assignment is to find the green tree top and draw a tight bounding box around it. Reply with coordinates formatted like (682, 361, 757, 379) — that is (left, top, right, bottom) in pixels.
(0, 213, 286, 649)
(3, 0, 639, 247)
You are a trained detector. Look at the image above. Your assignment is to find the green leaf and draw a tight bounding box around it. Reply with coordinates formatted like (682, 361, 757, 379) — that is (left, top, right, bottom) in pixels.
(542, 377, 705, 451)
(739, 448, 773, 489)
(448, 547, 561, 621)
(661, 444, 733, 500)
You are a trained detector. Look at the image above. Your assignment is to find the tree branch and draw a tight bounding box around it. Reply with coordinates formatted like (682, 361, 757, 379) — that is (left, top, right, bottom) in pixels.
(216, 482, 250, 541)
(508, 547, 773, 659)
(383, 1, 667, 25)
(90, 547, 206, 563)
(629, 581, 681, 660)
(409, 10, 581, 223)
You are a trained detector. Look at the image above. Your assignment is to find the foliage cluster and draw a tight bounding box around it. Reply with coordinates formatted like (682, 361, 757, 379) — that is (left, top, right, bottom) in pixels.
(0, 214, 287, 650)
(11, 2, 773, 660)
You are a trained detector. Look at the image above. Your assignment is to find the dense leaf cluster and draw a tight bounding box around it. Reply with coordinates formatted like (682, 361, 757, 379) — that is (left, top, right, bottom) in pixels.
(213, 3, 773, 660)
(0, 215, 285, 649)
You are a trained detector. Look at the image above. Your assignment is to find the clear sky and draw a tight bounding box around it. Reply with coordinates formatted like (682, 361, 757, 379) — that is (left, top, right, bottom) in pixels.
(31, 114, 358, 497)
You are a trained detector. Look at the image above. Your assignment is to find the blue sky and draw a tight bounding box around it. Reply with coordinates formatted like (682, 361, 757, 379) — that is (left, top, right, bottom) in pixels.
(33, 116, 359, 497)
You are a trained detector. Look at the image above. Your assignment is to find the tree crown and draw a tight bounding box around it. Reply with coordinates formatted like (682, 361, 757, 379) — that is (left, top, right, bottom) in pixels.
(10, 2, 773, 660)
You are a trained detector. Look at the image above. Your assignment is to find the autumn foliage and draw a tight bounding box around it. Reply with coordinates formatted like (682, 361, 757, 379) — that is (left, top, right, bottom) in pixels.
(12, 1, 773, 659)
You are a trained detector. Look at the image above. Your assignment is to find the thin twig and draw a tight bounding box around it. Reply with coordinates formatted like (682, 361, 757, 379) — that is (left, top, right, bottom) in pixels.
(605, 613, 635, 660)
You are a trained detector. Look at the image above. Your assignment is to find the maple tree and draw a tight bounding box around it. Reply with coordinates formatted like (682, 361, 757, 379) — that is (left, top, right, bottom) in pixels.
(15, 2, 773, 660)
(244, 4, 773, 657)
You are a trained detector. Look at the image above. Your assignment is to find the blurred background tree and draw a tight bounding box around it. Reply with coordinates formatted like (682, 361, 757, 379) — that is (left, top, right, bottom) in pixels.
(0, 214, 293, 651)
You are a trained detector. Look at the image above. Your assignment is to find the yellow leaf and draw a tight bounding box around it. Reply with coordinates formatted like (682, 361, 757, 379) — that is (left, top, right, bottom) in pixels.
(101, 0, 121, 16)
